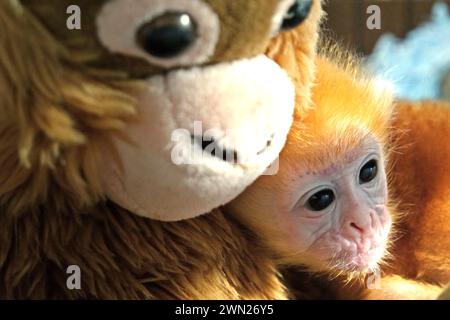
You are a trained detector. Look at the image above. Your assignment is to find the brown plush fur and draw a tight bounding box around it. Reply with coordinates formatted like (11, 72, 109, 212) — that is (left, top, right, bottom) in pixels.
(22, 0, 299, 78)
(0, 204, 288, 299)
(0, 0, 323, 299)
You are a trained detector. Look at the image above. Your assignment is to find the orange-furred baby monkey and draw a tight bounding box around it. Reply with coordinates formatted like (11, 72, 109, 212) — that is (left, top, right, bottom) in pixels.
(227, 56, 394, 274)
(226, 56, 445, 299)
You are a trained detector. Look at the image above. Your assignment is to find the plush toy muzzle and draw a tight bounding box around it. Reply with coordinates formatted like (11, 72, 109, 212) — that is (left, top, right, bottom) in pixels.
(100, 54, 295, 221)
(94, 0, 311, 221)
(12, 0, 317, 221)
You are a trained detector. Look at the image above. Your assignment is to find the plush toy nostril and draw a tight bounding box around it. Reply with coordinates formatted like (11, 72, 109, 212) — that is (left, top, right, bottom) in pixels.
(191, 135, 238, 163)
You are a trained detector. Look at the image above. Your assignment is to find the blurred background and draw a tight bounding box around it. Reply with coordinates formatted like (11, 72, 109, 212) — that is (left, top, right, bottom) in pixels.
(322, 0, 450, 101)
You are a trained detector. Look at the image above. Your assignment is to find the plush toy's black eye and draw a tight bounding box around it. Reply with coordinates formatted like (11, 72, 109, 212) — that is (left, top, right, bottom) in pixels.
(359, 159, 378, 184)
(281, 0, 313, 31)
(307, 189, 335, 211)
(136, 12, 198, 58)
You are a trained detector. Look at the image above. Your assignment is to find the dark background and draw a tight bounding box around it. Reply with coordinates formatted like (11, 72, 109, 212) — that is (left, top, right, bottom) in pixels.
(323, 0, 450, 55)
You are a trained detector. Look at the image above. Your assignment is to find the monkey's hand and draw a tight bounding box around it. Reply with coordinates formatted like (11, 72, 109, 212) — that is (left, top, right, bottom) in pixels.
(438, 283, 450, 300)
(363, 275, 443, 300)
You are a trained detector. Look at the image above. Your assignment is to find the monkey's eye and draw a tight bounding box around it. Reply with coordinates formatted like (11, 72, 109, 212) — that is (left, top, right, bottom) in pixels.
(281, 0, 313, 31)
(307, 189, 335, 211)
(137, 12, 198, 58)
(359, 159, 378, 184)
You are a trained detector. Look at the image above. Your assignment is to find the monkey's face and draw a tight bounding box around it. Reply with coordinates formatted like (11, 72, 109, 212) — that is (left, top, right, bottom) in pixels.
(17, 0, 322, 220)
(286, 137, 392, 273)
(227, 136, 392, 274)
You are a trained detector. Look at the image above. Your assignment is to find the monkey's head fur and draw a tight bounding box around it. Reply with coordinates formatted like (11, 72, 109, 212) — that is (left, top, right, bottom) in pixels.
(0, 0, 322, 221)
(227, 51, 398, 279)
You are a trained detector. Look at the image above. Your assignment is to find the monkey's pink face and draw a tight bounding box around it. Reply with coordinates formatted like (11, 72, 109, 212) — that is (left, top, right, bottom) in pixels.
(271, 137, 392, 273)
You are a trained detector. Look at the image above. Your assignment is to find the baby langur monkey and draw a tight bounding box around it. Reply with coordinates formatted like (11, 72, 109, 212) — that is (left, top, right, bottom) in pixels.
(226, 56, 396, 280)
(227, 54, 447, 299)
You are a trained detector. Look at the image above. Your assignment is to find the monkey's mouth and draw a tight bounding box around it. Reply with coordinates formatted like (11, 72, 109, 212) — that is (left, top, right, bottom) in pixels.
(328, 242, 386, 273)
(351, 249, 382, 271)
(332, 243, 386, 273)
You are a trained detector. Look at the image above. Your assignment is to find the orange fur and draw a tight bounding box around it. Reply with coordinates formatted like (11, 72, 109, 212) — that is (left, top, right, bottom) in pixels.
(387, 100, 450, 286)
(285, 57, 450, 298)
(285, 55, 393, 175)
(227, 55, 397, 271)
(228, 52, 450, 299)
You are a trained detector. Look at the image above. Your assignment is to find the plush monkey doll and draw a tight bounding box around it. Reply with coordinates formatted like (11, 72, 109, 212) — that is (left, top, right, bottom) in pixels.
(0, 0, 323, 298)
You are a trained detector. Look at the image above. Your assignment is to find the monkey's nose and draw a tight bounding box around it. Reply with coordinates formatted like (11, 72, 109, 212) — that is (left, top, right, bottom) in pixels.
(350, 222, 364, 233)
(344, 205, 374, 236)
(344, 216, 371, 241)
(348, 216, 373, 236)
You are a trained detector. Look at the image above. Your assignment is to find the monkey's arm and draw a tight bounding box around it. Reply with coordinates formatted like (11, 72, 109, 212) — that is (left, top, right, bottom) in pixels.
(363, 276, 443, 300)
(282, 270, 443, 300)
(388, 100, 450, 285)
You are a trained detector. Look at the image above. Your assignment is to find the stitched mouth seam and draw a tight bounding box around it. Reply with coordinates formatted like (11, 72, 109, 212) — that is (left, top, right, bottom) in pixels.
(191, 134, 238, 163)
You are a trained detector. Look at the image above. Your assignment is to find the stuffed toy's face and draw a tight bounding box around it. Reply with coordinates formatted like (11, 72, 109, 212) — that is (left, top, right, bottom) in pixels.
(4, 0, 322, 221)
